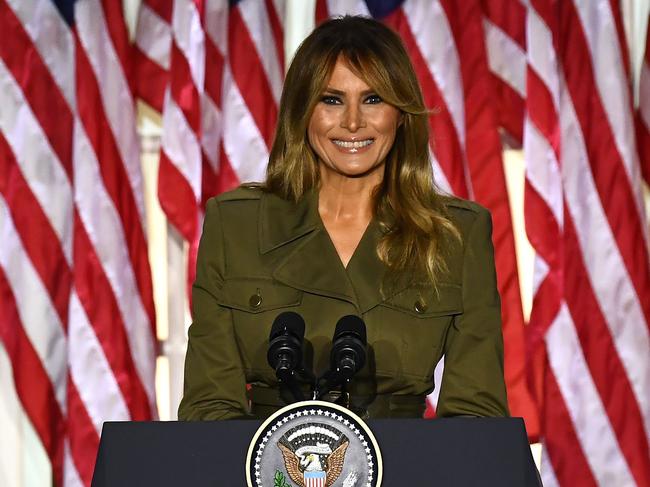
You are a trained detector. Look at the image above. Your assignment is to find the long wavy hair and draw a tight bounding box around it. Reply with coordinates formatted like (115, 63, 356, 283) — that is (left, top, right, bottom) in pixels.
(265, 16, 460, 289)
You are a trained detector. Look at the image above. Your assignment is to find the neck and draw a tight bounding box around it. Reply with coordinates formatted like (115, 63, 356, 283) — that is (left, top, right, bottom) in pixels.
(318, 168, 381, 223)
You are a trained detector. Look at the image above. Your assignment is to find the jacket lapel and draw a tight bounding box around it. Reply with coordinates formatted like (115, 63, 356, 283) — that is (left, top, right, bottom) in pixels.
(259, 191, 358, 307)
(345, 220, 406, 314)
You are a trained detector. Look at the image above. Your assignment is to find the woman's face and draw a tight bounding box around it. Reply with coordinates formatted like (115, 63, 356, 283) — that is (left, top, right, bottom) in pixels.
(308, 58, 401, 180)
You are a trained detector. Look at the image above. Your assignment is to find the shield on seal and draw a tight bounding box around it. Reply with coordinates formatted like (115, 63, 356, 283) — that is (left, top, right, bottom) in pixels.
(304, 470, 326, 487)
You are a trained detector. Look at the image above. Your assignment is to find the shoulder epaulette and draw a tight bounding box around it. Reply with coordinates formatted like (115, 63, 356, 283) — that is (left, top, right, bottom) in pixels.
(444, 196, 484, 214)
(216, 185, 264, 203)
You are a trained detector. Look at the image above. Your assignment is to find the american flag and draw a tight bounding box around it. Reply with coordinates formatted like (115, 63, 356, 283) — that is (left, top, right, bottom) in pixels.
(137, 0, 284, 293)
(524, 1, 650, 485)
(1, 1, 650, 487)
(316, 0, 539, 436)
(319, 1, 650, 485)
(0, 0, 156, 485)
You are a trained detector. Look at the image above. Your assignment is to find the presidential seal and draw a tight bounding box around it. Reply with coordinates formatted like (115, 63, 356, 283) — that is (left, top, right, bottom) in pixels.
(246, 400, 382, 487)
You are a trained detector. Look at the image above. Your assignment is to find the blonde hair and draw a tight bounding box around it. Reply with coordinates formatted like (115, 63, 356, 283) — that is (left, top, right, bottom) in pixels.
(265, 16, 460, 289)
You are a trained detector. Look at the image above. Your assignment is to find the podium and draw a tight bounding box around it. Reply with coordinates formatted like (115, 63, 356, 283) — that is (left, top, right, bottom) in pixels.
(91, 418, 540, 486)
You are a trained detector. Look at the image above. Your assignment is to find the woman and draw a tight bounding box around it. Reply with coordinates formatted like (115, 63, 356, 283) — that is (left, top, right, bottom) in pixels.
(178, 16, 509, 420)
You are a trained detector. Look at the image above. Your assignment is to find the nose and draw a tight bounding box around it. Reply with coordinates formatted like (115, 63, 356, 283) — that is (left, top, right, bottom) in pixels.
(341, 101, 365, 132)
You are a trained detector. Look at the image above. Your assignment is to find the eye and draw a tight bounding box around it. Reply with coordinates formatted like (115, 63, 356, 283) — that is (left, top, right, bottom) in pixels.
(320, 95, 341, 105)
(365, 94, 383, 104)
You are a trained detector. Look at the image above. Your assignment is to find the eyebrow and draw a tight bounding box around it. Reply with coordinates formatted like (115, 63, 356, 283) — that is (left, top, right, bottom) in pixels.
(323, 87, 376, 96)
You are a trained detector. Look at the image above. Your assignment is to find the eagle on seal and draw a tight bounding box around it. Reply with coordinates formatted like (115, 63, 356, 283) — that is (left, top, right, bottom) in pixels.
(277, 423, 350, 487)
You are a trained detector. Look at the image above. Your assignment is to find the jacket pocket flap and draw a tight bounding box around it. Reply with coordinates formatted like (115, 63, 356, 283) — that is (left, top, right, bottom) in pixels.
(382, 283, 463, 318)
(217, 278, 302, 313)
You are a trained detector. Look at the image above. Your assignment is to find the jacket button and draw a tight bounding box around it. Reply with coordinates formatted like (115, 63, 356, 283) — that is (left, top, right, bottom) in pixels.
(249, 293, 262, 309)
(414, 300, 427, 314)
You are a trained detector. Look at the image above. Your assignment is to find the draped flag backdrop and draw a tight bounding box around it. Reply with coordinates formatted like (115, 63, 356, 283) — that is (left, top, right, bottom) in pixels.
(0, 1, 649, 486)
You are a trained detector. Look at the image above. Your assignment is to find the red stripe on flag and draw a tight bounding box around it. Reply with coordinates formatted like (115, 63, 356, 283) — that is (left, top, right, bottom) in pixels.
(0, 0, 74, 179)
(204, 36, 224, 108)
(481, 0, 526, 48)
(66, 378, 101, 487)
(158, 152, 200, 243)
(213, 144, 240, 196)
(170, 41, 202, 133)
(526, 69, 560, 156)
(228, 6, 279, 150)
(315, 0, 328, 25)
(0, 269, 65, 486)
(135, 47, 168, 112)
(73, 212, 153, 421)
(0, 134, 72, 327)
(264, 0, 285, 70)
(491, 75, 524, 143)
(201, 152, 218, 209)
(543, 366, 599, 487)
(638, 112, 650, 185)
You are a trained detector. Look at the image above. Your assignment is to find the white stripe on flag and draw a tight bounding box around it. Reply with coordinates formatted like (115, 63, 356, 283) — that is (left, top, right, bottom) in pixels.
(0, 59, 74, 264)
(484, 19, 526, 97)
(526, 9, 560, 111)
(68, 291, 131, 434)
(324, 0, 370, 17)
(172, 0, 205, 93)
(161, 92, 203, 198)
(221, 67, 271, 183)
(136, 4, 171, 70)
(523, 118, 563, 225)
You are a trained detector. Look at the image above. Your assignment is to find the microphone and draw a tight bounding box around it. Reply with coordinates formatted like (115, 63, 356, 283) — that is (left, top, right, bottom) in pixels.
(330, 315, 367, 380)
(267, 311, 305, 383)
(315, 315, 367, 400)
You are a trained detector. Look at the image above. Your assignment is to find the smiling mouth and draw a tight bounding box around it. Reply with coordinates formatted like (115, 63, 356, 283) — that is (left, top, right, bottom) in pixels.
(332, 139, 374, 149)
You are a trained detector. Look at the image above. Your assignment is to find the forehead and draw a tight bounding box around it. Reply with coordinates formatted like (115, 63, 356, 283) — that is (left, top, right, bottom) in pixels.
(325, 57, 372, 91)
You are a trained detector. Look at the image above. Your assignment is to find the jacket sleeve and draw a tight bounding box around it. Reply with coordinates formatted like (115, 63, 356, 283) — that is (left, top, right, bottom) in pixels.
(436, 207, 510, 417)
(178, 198, 250, 420)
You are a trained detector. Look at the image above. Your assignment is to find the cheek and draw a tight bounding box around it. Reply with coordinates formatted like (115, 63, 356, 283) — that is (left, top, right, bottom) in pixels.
(371, 108, 401, 141)
(308, 109, 335, 138)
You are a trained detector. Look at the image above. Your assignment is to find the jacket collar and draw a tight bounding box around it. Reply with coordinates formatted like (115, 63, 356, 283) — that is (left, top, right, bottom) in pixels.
(258, 190, 320, 254)
(259, 190, 397, 313)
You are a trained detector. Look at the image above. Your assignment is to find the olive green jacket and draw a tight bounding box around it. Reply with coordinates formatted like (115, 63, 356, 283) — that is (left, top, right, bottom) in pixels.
(178, 187, 508, 420)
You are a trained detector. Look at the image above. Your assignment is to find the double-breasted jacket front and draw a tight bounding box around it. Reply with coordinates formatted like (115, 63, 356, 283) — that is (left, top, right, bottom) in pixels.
(178, 187, 509, 420)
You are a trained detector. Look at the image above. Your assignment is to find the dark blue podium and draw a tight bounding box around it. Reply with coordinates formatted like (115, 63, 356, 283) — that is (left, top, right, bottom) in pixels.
(91, 417, 540, 486)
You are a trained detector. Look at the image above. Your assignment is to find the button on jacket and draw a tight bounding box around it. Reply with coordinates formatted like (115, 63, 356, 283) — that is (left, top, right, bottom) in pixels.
(178, 187, 509, 420)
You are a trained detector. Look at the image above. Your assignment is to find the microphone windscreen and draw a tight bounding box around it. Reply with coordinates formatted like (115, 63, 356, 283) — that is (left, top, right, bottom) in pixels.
(334, 315, 367, 343)
(270, 311, 305, 340)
